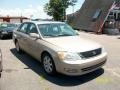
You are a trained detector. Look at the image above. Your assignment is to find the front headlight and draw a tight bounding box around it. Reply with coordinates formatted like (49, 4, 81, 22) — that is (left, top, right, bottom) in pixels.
(102, 47, 106, 53)
(57, 52, 82, 61)
(2, 31, 7, 34)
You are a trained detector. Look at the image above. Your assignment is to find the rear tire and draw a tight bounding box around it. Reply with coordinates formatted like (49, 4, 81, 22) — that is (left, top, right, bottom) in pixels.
(15, 41, 22, 53)
(42, 53, 56, 75)
(0, 34, 4, 39)
(0, 65, 2, 78)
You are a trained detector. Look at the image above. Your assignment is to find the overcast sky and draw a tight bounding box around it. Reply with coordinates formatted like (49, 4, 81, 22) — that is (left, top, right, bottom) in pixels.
(0, 0, 85, 19)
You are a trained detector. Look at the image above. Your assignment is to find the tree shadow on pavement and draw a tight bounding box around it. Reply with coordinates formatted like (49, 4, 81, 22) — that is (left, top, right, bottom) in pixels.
(10, 48, 104, 86)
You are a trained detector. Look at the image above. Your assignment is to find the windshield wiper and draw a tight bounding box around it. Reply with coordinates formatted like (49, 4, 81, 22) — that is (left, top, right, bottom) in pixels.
(44, 34, 58, 37)
(57, 34, 74, 36)
(44, 34, 75, 38)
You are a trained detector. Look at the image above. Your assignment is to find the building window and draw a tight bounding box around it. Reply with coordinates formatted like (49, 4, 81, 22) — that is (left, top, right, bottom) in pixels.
(92, 9, 102, 22)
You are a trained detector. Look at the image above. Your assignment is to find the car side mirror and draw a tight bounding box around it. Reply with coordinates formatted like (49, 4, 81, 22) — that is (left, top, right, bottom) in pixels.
(29, 33, 40, 39)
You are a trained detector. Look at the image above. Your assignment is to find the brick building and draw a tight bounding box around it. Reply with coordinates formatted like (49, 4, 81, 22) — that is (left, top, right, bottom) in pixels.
(0, 16, 30, 23)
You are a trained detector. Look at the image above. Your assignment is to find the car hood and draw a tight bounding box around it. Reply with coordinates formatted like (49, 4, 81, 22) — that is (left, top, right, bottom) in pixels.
(0, 27, 14, 32)
(0, 29, 12, 32)
(43, 36, 102, 52)
(4, 29, 13, 32)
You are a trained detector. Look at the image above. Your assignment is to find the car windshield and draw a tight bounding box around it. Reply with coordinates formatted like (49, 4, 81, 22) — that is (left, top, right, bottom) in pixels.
(0, 24, 7, 29)
(0, 23, 17, 28)
(0, 23, 18, 31)
(38, 23, 77, 38)
(3, 27, 15, 31)
(7, 24, 17, 27)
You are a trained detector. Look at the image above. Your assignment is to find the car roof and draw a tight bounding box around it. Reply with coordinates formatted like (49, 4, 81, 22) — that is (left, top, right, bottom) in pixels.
(23, 21, 65, 25)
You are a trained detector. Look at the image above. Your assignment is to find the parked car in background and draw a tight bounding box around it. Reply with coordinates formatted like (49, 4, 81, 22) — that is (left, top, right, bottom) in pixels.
(0, 27, 16, 39)
(0, 23, 19, 39)
(13, 21, 107, 76)
(0, 49, 2, 77)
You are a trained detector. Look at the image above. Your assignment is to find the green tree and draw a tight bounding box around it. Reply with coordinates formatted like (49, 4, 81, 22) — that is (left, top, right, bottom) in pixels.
(44, 0, 77, 21)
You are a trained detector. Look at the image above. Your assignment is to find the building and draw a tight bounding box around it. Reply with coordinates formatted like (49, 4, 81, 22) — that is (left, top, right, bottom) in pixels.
(109, 1, 120, 21)
(67, 0, 115, 33)
(103, 0, 120, 34)
(0, 16, 30, 23)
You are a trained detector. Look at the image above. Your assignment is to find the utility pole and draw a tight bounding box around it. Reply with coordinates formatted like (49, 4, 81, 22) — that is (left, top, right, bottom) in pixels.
(61, 0, 66, 22)
(71, 0, 77, 17)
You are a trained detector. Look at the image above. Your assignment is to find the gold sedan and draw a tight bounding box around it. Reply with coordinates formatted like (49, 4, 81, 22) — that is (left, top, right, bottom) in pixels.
(13, 21, 107, 76)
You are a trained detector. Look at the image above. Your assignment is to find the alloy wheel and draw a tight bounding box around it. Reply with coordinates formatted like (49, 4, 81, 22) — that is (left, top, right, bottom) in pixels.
(43, 54, 55, 74)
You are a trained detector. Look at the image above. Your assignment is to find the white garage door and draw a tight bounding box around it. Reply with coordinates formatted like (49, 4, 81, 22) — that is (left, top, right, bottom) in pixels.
(10, 19, 20, 23)
(0, 19, 3, 22)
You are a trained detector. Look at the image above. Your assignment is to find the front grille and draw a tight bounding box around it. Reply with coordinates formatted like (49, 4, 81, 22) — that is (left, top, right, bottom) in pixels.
(81, 60, 106, 72)
(80, 48, 102, 59)
(7, 31, 12, 33)
(8, 32, 12, 34)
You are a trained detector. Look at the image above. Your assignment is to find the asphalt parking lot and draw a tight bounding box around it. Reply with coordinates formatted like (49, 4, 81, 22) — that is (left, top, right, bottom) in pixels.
(0, 32, 120, 90)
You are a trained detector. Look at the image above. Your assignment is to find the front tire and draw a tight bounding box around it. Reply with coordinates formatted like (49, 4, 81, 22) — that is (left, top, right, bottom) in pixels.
(42, 53, 56, 75)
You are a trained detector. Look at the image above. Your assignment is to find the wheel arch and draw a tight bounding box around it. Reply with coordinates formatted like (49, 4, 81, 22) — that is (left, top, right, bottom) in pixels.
(41, 50, 57, 74)
(41, 50, 56, 67)
(14, 39, 18, 44)
(41, 51, 52, 62)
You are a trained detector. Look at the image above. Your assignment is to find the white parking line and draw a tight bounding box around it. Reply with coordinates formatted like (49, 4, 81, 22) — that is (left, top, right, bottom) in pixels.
(104, 67, 120, 78)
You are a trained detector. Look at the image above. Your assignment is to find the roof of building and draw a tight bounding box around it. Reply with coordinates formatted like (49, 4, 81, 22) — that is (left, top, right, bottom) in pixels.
(0, 16, 29, 19)
(68, 0, 115, 32)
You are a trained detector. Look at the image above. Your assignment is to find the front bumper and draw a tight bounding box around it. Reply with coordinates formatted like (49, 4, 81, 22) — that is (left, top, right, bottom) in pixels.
(55, 53, 107, 76)
(0, 32, 13, 37)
